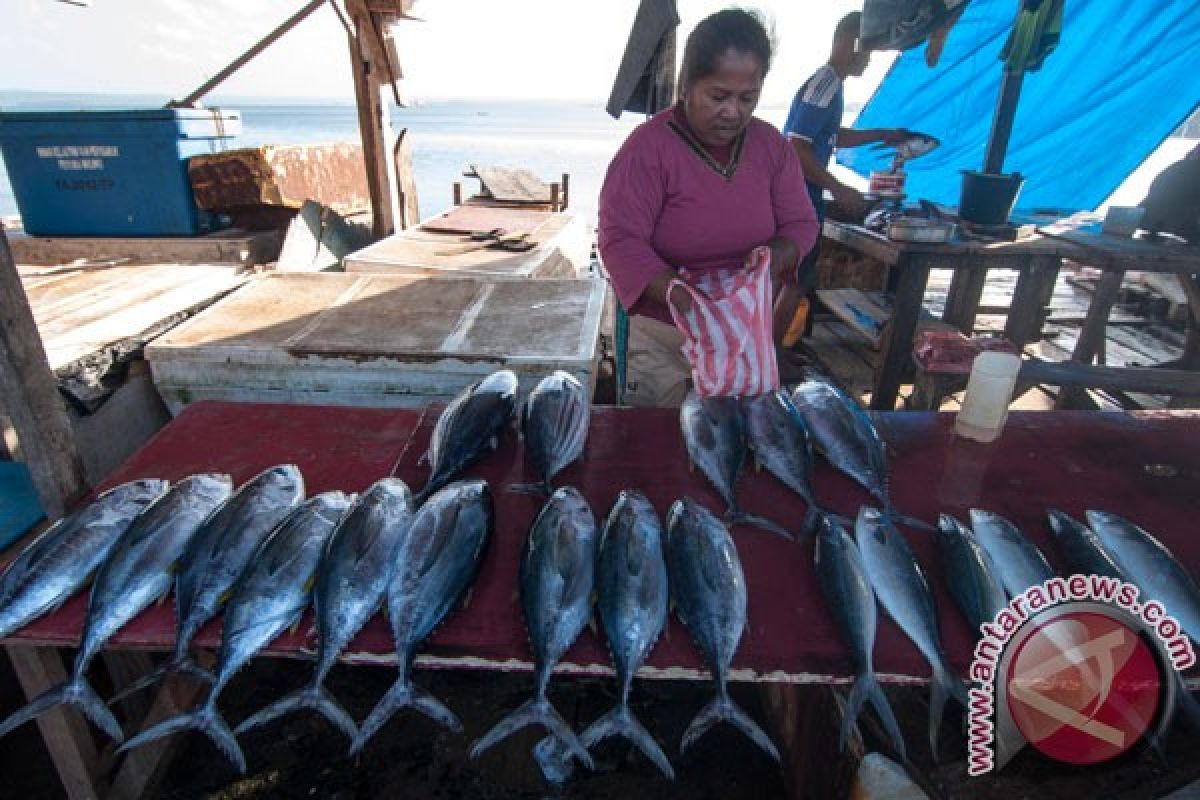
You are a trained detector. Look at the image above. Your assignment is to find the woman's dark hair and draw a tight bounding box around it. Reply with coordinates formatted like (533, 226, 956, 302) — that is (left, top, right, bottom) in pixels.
(679, 9, 774, 91)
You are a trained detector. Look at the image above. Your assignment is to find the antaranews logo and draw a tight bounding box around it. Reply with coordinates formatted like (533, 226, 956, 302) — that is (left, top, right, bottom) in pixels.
(967, 575, 1195, 775)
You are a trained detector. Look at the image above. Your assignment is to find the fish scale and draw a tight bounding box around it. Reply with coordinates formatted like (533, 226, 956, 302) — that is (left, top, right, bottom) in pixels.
(511, 371, 591, 496)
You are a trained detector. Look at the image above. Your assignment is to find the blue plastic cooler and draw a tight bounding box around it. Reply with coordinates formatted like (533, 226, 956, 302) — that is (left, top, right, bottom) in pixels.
(0, 108, 240, 236)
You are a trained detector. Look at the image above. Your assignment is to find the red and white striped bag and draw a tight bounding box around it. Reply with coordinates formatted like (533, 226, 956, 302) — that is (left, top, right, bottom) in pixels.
(666, 246, 780, 397)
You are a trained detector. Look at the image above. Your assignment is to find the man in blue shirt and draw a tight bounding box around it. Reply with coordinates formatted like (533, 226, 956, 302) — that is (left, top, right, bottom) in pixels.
(775, 12, 909, 350)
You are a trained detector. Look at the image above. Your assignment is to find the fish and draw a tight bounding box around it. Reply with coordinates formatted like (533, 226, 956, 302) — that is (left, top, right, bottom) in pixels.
(936, 514, 1008, 635)
(236, 478, 416, 741)
(353, 479, 494, 755)
(790, 377, 932, 532)
(0, 479, 169, 640)
(470, 486, 595, 767)
(111, 465, 305, 703)
(417, 370, 518, 504)
(680, 391, 791, 540)
(0, 474, 233, 743)
(814, 515, 906, 758)
(1086, 510, 1200, 644)
(896, 132, 940, 162)
(542, 490, 673, 780)
(117, 492, 352, 773)
(856, 507, 966, 760)
(665, 496, 780, 762)
(1045, 510, 1124, 580)
(510, 370, 590, 496)
(969, 509, 1055, 598)
(741, 390, 848, 537)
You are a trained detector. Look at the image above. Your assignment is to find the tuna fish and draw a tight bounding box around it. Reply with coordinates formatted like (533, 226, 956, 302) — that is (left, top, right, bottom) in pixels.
(790, 377, 932, 532)
(969, 509, 1055, 598)
(856, 507, 966, 760)
(665, 497, 780, 762)
(0, 474, 232, 743)
(1087, 510, 1200, 644)
(814, 515, 906, 758)
(510, 371, 590, 496)
(936, 515, 1008, 635)
(236, 478, 416, 741)
(417, 370, 518, 504)
(0, 479, 168, 640)
(1046, 510, 1124, 580)
(117, 492, 352, 772)
(470, 486, 595, 767)
(353, 479, 493, 755)
(680, 391, 791, 540)
(742, 389, 847, 537)
(112, 465, 305, 702)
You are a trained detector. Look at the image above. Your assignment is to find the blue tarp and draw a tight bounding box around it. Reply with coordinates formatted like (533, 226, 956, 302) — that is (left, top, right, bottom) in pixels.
(840, 0, 1200, 211)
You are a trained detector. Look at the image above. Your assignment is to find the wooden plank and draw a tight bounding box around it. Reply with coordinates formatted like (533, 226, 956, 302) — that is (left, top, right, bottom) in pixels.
(394, 128, 420, 229)
(101, 651, 155, 735)
(346, 1, 397, 239)
(418, 205, 555, 236)
(942, 265, 988, 334)
(870, 254, 932, 410)
(0, 230, 88, 518)
(1004, 254, 1061, 346)
(469, 164, 554, 204)
(5, 645, 105, 800)
(7, 230, 282, 268)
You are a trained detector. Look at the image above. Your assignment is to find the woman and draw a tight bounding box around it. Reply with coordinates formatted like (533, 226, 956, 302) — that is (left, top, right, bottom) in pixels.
(599, 8, 819, 407)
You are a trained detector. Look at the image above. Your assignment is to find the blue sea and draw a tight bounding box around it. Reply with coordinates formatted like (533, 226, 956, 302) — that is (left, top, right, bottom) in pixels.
(0, 95, 804, 228)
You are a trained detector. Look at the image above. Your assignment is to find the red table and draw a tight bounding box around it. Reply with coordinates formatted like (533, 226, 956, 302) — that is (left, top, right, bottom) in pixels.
(7, 402, 1200, 687)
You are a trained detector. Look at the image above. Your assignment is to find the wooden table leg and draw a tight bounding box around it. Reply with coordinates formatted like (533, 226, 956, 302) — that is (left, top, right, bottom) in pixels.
(760, 683, 857, 800)
(871, 256, 931, 410)
(1004, 255, 1061, 347)
(942, 265, 989, 335)
(1056, 269, 1124, 409)
(6, 644, 107, 800)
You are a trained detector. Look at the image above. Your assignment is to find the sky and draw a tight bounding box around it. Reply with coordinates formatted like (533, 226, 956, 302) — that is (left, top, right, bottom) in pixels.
(0, 0, 895, 107)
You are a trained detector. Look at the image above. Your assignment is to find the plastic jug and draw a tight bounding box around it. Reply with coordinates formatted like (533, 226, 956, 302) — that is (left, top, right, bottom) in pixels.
(955, 351, 1021, 443)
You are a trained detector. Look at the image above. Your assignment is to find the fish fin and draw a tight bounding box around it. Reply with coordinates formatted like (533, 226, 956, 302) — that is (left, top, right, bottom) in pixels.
(532, 734, 577, 786)
(108, 656, 214, 706)
(840, 674, 872, 753)
(417, 449, 431, 467)
(351, 678, 462, 756)
(118, 703, 246, 774)
(0, 676, 123, 743)
(507, 482, 550, 497)
(800, 507, 822, 540)
(581, 704, 675, 780)
(681, 693, 780, 763)
(460, 587, 475, 612)
(586, 614, 598, 639)
(726, 511, 793, 542)
(888, 508, 936, 533)
(235, 685, 358, 741)
(470, 697, 593, 769)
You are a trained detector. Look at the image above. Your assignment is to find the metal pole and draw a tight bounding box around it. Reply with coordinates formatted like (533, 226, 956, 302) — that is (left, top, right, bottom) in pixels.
(168, 0, 328, 108)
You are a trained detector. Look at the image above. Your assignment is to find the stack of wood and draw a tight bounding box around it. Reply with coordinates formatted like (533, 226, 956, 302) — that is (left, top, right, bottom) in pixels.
(455, 165, 569, 212)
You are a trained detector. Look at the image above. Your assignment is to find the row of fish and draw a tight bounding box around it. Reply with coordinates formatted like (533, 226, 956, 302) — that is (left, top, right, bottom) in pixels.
(0, 463, 496, 773)
(474, 488, 778, 784)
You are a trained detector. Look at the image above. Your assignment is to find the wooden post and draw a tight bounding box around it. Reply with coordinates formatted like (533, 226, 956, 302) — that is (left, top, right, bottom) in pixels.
(452, 182, 463, 206)
(346, 1, 399, 239)
(393, 128, 420, 228)
(0, 229, 87, 518)
(1056, 268, 1125, 409)
(549, 183, 561, 213)
(559, 172, 570, 210)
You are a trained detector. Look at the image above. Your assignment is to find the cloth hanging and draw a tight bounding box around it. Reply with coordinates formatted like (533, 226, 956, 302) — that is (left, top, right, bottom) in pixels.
(666, 246, 779, 398)
(606, 0, 680, 118)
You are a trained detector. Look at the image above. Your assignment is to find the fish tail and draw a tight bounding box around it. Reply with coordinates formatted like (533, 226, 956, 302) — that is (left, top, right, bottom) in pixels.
(929, 665, 968, 762)
(235, 684, 358, 741)
(506, 482, 551, 497)
(681, 692, 780, 763)
(0, 676, 123, 743)
(726, 510, 793, 542)
(470, 696, 594, 770)
(866, 676, 907, 760)
(351, 678, 462, 756)
(840, 673, 872, 752)
(582, 704, 675, 780)
(118, 702, 246, 773)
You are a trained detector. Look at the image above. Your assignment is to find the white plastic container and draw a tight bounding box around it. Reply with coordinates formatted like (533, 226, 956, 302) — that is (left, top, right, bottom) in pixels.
(955, 351, 1021, 443)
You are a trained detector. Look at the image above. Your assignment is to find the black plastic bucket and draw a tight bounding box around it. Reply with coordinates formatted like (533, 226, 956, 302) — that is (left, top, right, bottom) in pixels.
(959, 171, 1024, 225)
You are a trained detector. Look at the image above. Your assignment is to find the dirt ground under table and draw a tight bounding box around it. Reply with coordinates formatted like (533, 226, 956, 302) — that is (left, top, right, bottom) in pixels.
(3, 653, 1200, 800)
